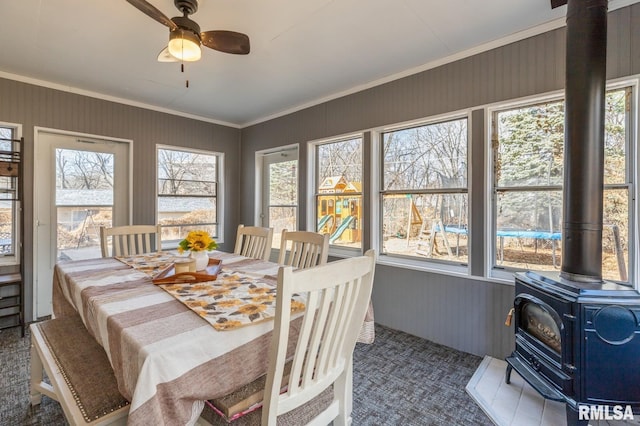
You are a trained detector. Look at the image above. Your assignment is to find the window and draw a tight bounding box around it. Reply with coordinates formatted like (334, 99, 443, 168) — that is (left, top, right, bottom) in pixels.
(157, 147, 221, 247)
(55, 146, 117, 260)
(380, 117, 468, 265)
(492, 87, 632, 282)
(261, 148, 298, 249)
(0, 125, 19, 262)
(314, 137, 363, 250)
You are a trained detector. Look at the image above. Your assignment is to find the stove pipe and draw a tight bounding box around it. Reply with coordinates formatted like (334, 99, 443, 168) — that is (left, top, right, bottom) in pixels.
(560, 0, 608, 283)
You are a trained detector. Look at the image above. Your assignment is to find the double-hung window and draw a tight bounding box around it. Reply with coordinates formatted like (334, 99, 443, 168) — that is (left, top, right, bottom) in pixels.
(157, 147, 222, 247)
(313, 137, 363, 251)
(491, 86, 633, 283)
(380, 117, 469, 266)
(262, 148, 298, 249)
(0, 125, 19, 263)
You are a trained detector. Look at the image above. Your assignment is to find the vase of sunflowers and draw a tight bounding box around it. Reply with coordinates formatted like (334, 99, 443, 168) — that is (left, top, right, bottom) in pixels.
(178, 230, 217, 271)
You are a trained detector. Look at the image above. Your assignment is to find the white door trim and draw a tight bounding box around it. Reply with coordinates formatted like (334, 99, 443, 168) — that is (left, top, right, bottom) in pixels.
(32, 127, 133, 318)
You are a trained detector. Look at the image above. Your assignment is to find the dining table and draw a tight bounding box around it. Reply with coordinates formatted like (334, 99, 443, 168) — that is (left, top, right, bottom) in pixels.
(51, 250, 375, 425)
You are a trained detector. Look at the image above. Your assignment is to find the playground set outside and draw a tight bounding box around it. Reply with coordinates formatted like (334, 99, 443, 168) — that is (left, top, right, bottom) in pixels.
(316, 176, 361, 247)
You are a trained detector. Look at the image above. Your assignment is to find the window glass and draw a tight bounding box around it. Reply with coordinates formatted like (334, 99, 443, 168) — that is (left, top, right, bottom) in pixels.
(493, 88, 631, 282)
(381, 118, 468, 264)
(0, 126, 17, 257)
(266, 154, 297, 249)
(55, 148, 115, 260)
(495, 100, 564, 188)
(157, 148, 219, 246)
(604, 89, 627, 185)
(315, 138, 362, 249)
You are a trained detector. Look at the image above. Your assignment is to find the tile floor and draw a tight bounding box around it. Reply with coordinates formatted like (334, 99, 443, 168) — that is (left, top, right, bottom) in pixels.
(466, 356, 640, 426)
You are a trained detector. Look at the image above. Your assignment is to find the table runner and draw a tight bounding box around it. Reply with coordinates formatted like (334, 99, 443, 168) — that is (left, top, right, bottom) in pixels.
(115, 251, 180, 278)
(158, 269, 305, 331)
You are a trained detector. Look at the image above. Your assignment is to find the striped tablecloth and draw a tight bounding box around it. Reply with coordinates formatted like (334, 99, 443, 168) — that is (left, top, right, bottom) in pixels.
(52, 251, 374, 425)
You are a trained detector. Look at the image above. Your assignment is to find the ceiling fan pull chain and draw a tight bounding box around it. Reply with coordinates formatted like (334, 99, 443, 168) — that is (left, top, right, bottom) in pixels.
(180, 63, 189, 88)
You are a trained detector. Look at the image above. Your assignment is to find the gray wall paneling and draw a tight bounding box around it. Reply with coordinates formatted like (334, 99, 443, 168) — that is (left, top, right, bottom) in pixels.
(240, 4, 639, 358)
(0, 78, 241, 322)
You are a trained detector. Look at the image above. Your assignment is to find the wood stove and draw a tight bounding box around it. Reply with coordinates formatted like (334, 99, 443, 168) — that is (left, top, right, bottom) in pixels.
(506, 0, 640, 424)
(507, 271, 640, 424)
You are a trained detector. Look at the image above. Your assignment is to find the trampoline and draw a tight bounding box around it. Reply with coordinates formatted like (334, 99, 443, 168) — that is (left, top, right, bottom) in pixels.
(435, 225, 561, 267)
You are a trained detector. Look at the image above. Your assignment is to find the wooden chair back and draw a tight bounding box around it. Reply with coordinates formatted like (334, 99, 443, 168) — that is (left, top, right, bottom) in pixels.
(100, 225, 162, 257)
(277, 230, 329, 269)
(234, 224, 273, 261)
(262, 250, 376, 425)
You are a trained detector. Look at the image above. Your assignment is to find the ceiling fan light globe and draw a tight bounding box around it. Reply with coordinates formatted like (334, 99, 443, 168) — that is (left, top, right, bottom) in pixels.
(168, 29, 202, 61)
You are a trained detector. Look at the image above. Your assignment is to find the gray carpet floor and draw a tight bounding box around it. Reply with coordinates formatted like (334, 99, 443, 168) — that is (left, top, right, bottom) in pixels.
(0, 323, 492, 426)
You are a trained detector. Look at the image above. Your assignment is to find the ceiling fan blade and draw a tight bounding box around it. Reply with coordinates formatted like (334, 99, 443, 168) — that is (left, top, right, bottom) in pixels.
(126, 0, 177, 30)
(157, 46, 178, 62)
(201, 30, 250, 55)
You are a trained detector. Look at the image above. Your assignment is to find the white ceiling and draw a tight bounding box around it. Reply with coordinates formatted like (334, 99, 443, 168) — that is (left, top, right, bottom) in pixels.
(0, 0, 636, 127)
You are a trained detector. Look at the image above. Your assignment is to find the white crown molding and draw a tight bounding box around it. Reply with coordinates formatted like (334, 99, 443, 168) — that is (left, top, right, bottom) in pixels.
(0, 70, 241, 129)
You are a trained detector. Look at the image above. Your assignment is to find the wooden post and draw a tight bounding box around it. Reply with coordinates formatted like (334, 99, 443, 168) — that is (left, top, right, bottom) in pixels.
(611, 225, 628, 281)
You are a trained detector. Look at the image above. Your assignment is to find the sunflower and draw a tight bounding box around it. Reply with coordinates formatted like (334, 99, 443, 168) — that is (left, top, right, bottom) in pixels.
(251, 294, 275, 304)
(290, 300, 306, 313)
(219, 282, 241, 290)
(162, 284, 183, 292)
(221, 275, 241, 284)
(214, 320, 243, 330)
(185, 300, 208, 308)
(206, 288, 231, 297)
(216, 299, 242, 308)
(177, 230, 217, 254)
(234, 303, 267, 315)
(191, 284, 210, 291)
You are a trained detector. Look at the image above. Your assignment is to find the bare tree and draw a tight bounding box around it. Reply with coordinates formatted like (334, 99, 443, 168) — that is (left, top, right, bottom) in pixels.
(56, 150, 115, 190)
(158, 149, 216, 195)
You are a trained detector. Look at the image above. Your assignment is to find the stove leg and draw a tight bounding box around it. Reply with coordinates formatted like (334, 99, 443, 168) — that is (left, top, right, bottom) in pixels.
(505, 364, 512, 384)
(566, 405, 588, 426)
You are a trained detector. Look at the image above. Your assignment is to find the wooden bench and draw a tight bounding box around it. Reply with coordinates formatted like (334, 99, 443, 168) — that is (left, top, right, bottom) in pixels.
(30, 316, 130, 425)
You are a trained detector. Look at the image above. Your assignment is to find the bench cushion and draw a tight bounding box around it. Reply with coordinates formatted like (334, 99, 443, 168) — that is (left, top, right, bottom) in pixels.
(36, 316, 129, 422)
(201, 360, 332, 426)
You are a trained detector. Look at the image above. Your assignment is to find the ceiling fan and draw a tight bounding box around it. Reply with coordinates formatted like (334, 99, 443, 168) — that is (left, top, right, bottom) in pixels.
(126, 0, 250, 62)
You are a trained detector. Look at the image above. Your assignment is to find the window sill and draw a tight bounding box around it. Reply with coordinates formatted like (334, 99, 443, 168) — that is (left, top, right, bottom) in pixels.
(377, 253, 468, 277)
(328, 246, 363, 259)
(0, 256, 19, 267)
(490, 267, 522, 284)
(376, 254, 518, 286)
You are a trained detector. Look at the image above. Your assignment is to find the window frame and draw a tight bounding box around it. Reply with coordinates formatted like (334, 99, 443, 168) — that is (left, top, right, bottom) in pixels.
(308, 134, 364, 258)
(0, 122, 22, 266)
(256, 145, 299, 251)
(156, 145, 224, 249)
(375, 113, 471, 274)
(487, 81, 636, 284)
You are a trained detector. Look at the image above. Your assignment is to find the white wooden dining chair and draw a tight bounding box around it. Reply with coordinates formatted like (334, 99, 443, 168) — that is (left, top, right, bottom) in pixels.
(277, 229, 329, 269)
(100, 225, 162, 257)
(262, 249, 376, 425)
(233, 224, 274, 261)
